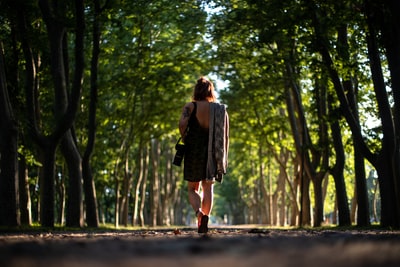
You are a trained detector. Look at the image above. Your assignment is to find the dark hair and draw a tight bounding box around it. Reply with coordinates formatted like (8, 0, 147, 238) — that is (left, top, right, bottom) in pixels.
(193, 77, 217, 102)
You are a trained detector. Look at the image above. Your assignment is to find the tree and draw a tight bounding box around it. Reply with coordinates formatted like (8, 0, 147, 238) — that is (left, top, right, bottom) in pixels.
(0, 40, 19, 226)
(210, 0, 301, 225)
(2, 0, 398, 228)
(89, 0, 212, 226)
(80, 0, 107, 228)
(307, 0, 400, 228)
(12, 0, 86, 227)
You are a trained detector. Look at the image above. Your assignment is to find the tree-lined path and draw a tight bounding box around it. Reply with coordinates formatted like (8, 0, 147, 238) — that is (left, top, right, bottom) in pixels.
(1, 227, 400, 267)
(2, 0, 400, 234)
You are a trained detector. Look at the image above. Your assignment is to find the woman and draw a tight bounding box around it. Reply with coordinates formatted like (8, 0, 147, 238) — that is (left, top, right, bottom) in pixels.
(178, 77, 228, 234)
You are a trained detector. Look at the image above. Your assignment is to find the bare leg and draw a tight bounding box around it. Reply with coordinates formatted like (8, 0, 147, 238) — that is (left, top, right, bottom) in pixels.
(188, 180, 214, 233)
(200, 180, 214, 216)
(188, 181, 201, 215)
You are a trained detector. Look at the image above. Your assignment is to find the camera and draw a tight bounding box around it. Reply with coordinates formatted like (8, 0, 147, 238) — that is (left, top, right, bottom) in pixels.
(173, 143, 185, 166)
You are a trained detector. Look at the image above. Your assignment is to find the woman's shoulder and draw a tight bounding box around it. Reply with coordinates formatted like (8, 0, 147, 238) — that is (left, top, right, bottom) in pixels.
(183, 102, 195, 109)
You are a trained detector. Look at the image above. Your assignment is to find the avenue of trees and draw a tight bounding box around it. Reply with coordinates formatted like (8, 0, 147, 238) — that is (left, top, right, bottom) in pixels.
(0, 0, 399, 229)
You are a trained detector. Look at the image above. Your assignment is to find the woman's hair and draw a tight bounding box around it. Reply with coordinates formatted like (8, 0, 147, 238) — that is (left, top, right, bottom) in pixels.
(193, 77, 217, 102)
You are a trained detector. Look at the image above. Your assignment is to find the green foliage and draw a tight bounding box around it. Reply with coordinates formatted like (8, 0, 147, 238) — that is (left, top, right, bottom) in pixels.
(206, 0, 387, 225)
(72, 0, 214, 191)
(1, 0, 391, 227)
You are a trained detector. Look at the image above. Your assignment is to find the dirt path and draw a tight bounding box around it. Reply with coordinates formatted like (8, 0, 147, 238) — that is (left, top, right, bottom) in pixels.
(1, 226, 400, 267)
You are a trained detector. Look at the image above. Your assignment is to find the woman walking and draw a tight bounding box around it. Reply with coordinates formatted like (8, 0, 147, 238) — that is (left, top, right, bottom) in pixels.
(178, 77, 229, 233)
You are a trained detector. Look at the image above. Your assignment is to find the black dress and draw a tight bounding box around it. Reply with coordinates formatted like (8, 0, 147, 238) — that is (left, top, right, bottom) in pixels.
(184, 102, 209, 182)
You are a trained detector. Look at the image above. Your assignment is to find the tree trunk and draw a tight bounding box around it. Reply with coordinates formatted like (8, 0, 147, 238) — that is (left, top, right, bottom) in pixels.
(132, 142, 144, 226)
(277, 150, 287, 226)
(81, 0, 101, 228)
(82, 158, 99, 227)
(120, 154, 132, 226)
(311, 79, 330, 228)
(169, 145, 181, 226)
(18, 154, 32, 225)
(300, 175, 311, 226)
(284, 57, 326, 226)
(59, 0, 86, 228)
(0, 42, 19, 226)
(259, 170, 269, 224)
(329, 102, 351, 226)
(55, 164, 66, 225)
(19, 0, 86, 228)
(310, 1, 398, 227)
(267, 162, 273, 225)
(312, 173, 324, 227)
(336, 24, 368, 226)
(258, 145, 269, 224)
(114, 171, 120, 228)
(139, 143, 149, 226)
(379, 0, 400, 226)
(365, 0, 399, 227)
(161, 141, 175, 226)
(61, 130, 83, 227)
(353, 143, 370, 226)
(284, 70, 309, 227)
(40, 145, 56, 227)
(374, 152, 398, 227)
(287, 155, 300, 226)
(348, 79, 370, 226)
(150, 139, 160, 226)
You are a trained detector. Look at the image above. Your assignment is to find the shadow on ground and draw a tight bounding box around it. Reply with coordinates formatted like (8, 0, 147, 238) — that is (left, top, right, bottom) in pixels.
(1, 226, 400, 267)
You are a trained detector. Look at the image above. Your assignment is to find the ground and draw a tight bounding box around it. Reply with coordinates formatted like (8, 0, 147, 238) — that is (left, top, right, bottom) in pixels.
(1, 225, 400, 267)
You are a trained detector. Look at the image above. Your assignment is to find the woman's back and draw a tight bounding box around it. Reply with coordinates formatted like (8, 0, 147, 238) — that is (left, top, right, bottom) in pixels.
(194, 101, 210, 129)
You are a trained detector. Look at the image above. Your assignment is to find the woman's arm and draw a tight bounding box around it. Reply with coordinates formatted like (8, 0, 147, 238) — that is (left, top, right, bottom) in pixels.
(178, 102, 193, 140)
